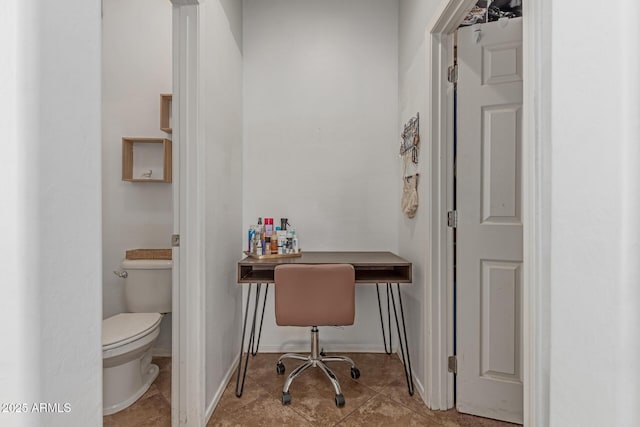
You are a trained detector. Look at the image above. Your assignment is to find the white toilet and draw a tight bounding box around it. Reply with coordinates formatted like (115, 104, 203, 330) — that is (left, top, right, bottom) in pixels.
(102, 259, 172, 416)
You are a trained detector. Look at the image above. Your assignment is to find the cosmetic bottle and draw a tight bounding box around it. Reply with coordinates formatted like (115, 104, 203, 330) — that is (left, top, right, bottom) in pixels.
(248, 226, 255, 252)
(256, 234, 262, 255)
(265, 218, 273, 237)
(285, 229, 293, 254)
(291, 229, 299, 253)
(265, 237, 272, 255)
(271, 227, 278, 253)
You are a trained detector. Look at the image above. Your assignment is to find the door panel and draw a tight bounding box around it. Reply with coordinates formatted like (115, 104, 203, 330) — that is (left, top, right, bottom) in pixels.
(456, 17, 523, 424)
(480, 260, 521, 381)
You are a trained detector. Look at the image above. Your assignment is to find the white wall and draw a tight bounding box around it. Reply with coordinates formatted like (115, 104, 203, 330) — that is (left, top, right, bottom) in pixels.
(243, 0, 399, 351)
(0, 0, 102, 426)
(548, 1, 640, 426)
(397, 0, 447, 396)
(102, 0, 173, 354)
(199, 0, 245, 411)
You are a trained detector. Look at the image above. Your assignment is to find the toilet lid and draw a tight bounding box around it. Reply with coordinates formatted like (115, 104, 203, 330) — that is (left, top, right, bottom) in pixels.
(102, 313, 162, 349)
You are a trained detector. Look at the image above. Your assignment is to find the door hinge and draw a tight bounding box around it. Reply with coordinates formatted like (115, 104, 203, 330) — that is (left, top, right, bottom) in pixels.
(448, 355, 457, 374)
(447, 210, 458, 228)
(447, 64, 458, 83)
(171, 234, 180, 247)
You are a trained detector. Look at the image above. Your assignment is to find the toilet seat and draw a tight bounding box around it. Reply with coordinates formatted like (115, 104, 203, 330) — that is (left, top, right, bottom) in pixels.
(103, 313, 162, 351)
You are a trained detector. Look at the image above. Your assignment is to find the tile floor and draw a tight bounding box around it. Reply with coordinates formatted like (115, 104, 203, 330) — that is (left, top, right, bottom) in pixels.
(103, 354, 522, 427)
(103, 357, 172, 427)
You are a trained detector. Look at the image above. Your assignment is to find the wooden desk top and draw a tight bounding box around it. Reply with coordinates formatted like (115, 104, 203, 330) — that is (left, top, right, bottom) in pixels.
(237, 251, 412, 284)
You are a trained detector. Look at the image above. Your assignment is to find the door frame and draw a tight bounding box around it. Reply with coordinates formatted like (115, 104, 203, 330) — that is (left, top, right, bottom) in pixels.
(171, 1, 206, 426)
(424, 1, 551, 425)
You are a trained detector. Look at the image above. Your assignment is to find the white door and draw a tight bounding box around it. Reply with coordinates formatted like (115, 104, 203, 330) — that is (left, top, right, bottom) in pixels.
(456, 17, 523, 424)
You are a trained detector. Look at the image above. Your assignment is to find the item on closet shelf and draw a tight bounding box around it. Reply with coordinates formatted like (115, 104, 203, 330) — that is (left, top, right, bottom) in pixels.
(401, 174, 419, 219)
(461, 6, 487, 26)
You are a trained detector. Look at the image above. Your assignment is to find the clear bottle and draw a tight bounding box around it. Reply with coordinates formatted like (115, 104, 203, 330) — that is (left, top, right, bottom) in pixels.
(256, 234, 262, 255)
(265, 237, 272, 255)
(285, 229, 293, 254)
(291, 229, 299, 253)
(270, 227, 278, 253)
(275, 226, 284, 254)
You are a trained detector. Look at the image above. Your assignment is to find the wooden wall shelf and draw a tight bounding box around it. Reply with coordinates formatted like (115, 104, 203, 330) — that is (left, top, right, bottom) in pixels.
(122, 137, 172, 183)
(160, 94, 172, 133)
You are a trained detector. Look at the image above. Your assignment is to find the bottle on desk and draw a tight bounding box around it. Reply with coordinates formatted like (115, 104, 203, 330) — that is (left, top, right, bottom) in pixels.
(265, 218, 274, 238)
(255, 233, 262, 255)
(291, 229, 299, 253)
(285, 229, 293, 254)
(248, 225, 256, 253)
(270, 227, 278, 254)
(264, 237, 272, 255)
(276, 227, 286, 254)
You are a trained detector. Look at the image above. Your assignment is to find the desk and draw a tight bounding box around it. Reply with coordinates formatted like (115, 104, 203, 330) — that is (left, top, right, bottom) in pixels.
(235, 251, 415, 398)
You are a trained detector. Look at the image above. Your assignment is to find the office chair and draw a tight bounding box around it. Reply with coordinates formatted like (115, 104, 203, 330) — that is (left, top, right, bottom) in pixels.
(274, 263, 360, 407)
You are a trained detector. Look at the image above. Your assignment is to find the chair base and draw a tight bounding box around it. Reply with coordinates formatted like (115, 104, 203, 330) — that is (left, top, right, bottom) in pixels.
(276, 326, 360, 407)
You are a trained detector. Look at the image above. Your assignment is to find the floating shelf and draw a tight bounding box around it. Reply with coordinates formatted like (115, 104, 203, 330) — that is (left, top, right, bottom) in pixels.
(122, 137, 172, 183)
(160, 94, 172, 133)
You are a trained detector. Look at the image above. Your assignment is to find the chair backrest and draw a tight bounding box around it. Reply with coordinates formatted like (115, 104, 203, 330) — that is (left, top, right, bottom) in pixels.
(274, 264, 355, 327)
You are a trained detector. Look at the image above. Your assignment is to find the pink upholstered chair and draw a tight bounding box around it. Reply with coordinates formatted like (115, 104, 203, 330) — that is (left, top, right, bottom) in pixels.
(274, 264, 360, 407)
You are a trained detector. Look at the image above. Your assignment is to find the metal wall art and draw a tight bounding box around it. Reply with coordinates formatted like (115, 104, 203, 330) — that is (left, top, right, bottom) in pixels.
(399, 112, 420, 165)
(400, 112, 420, 218)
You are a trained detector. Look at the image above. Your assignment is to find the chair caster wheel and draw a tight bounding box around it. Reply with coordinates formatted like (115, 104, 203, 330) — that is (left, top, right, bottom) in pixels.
(276, 362, 285, 375)
(335, 393, 345, 407)
(282, 391, 291, 405)
(350, 367, 361, 379)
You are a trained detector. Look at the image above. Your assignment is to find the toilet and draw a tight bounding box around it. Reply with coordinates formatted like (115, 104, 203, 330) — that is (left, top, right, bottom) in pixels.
(102, 259, 172, 416)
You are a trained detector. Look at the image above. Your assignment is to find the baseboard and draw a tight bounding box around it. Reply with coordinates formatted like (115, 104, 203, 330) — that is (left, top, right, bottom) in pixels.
(152, 348, 172, 358)
(205, 352, 240, 425)
(411, 365, 426, 404)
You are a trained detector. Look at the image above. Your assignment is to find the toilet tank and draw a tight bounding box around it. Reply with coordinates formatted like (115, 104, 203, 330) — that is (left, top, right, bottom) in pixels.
(121, 259, 172, 313)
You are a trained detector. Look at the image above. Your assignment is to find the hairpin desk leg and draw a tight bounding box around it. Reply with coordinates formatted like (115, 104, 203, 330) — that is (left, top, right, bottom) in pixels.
(235, 283, 269, 397)
(377, 283, 415, 396)
(376, 284, 393, 354)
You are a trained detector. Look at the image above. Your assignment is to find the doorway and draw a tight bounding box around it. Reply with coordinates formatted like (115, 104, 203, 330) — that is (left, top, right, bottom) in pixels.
(453, 16, 523, 424)
(101, 0, 177, 424)
(425, 1, 546, 425)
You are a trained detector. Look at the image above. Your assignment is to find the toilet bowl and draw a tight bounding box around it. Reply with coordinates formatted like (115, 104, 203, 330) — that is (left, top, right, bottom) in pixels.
(103, 258, 172, 415)
(102, 312, 163, 416)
